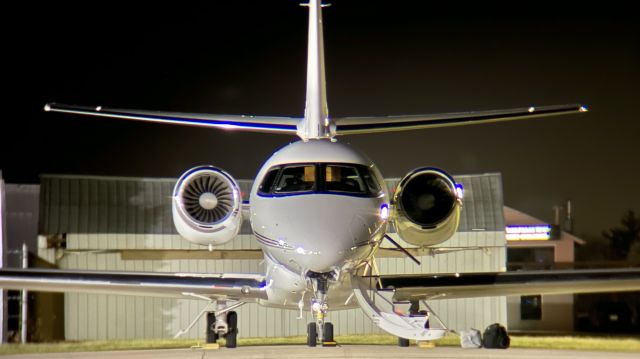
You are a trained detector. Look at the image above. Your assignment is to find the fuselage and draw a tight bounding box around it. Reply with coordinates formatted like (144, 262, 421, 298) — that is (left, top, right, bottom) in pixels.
(249, 140, 389, 278)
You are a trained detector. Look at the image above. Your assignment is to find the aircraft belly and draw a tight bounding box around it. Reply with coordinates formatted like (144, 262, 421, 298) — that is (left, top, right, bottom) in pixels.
(259, 263, 360, 310)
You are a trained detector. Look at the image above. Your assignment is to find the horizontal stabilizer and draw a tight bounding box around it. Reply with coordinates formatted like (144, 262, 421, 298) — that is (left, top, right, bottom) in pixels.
(45, 103, 300, 135)
(334, 104, 587, 135)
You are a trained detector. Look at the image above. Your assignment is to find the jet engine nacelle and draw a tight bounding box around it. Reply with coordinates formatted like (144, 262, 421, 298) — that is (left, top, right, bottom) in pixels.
(172, 166, 243, 246)
(392, 167, 462, 247)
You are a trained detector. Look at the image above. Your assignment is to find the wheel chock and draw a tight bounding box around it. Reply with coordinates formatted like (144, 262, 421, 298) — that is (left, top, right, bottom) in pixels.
(417, 341, 435, 349)
(322, 341, 337, 347)
(191, 343, 220, 350)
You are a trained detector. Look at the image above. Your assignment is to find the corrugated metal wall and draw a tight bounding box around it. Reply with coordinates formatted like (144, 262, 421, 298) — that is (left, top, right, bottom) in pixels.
(5, 184, 39, 267)
(37, 173, 506, 340)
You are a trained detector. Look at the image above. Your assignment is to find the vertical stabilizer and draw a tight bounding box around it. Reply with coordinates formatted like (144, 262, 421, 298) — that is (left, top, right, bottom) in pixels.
(298, 0, 334, 140)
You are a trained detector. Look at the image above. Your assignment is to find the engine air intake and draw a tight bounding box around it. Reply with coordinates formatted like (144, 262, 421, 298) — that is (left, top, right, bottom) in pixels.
(392, 167, 461, 246)
(400, 171, 457, 228)
(172, 166, 242, 246)
(181, 173, 233, 224)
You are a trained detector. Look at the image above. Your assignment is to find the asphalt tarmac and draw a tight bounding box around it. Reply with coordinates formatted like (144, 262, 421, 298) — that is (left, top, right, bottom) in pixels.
(2, 345, 638, 359)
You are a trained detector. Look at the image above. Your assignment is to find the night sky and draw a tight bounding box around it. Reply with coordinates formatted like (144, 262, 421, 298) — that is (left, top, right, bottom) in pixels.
(3, 1, 639, 238)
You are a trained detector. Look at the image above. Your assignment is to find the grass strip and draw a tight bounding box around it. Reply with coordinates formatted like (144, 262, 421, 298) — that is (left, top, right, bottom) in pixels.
(0, 334, 638, 355)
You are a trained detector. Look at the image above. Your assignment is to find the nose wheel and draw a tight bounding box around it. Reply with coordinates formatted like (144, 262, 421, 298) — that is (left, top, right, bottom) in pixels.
(307, 322, 317, 347)
(306, 321, 334, 347)
(322, 322, 334, 346)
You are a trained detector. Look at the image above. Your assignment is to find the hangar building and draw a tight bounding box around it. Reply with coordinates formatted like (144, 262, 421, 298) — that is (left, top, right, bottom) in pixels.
(18, 172, 507, 341)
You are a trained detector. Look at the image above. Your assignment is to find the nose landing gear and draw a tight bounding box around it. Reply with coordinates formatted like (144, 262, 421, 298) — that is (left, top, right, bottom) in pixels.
(306, 273, 336, 347)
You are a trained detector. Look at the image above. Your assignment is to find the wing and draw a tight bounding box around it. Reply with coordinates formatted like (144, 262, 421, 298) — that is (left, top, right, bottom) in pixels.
(0, 268, 267, 301)
(60, 249, 264, 260)
(378, 268, 640, 301)
(334, 104, 587, 135)
(44, 103, 300, 135)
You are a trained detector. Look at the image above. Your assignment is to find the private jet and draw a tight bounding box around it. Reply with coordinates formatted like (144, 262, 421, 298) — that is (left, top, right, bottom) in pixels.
(2, 0, 639, 348)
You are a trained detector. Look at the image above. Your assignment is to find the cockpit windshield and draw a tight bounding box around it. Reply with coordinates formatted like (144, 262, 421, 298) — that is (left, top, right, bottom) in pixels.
(325, 165, 366, 194)
(258, 163, 382, 197)
(274, 165, 316, 193)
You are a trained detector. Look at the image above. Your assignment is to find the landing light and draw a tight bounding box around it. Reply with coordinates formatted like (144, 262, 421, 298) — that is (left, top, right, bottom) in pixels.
(379, 204, 389, 220)
(455, 184, 464, 199)
(311, 302, 322, 312)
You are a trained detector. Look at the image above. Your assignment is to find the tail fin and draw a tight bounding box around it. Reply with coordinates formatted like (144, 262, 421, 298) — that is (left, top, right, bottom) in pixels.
(298, 0, 333, 140)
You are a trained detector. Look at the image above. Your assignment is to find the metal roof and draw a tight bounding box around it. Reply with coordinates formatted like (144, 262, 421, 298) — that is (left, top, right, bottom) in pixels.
(39, 173, 503, 235)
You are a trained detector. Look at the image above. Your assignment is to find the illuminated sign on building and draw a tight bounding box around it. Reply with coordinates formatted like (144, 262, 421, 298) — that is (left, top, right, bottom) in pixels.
(505, 225, 552, 241)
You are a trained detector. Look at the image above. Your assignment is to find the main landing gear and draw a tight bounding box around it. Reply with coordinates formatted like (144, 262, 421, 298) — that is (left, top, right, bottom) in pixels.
(206, 310, 238, 348)
(174, 297, 244, 349)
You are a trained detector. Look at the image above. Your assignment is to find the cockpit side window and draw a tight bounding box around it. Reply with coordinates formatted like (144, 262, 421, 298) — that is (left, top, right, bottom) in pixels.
(258, 167, 280, 195)
(324, 165, 367, 194)
(360, 166, 382, 194)
(274, 165, 316, 193)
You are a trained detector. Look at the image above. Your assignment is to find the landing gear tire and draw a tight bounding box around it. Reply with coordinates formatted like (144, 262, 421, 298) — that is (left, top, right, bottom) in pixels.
(206, 312, 218, 343)
(398, 337, 410, 347)
(225, 311, 238, 348)
(322, 322, 334, 345)
(307, 322, 317, 347)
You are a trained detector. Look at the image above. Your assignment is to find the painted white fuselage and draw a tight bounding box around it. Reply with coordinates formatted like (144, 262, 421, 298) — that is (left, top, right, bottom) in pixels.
(249, 140, 389, 309)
